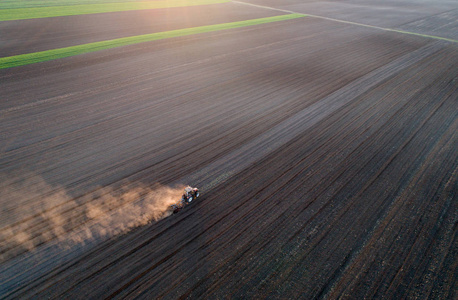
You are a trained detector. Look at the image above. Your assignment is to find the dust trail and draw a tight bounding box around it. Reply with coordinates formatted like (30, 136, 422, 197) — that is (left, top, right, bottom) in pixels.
(0, 172, 184, 262)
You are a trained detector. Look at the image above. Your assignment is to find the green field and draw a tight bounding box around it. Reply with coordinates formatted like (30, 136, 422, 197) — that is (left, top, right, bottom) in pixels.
(0, 0, 230, 21)
(0, 14, 305, 69)
(0, 0, 144, 9)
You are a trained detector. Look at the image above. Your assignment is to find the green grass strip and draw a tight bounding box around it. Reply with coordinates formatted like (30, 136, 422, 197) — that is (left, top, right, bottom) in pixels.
(0, 1, 145, 9)
(0, 0, 230, 21)
(0, 14, 305, 69)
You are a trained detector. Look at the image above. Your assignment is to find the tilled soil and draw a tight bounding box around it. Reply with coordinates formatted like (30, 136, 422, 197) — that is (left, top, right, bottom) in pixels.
(0, 1, 456, 299)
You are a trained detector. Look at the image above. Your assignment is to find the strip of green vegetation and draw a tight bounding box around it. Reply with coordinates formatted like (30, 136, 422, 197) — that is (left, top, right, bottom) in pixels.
(0, 0, 143, 9)
(0, 14, 305, 69)
(0, 0, 230, 21)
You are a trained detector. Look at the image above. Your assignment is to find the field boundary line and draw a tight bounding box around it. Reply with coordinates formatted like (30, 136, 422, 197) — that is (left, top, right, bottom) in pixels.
(232, 1, 458, 43)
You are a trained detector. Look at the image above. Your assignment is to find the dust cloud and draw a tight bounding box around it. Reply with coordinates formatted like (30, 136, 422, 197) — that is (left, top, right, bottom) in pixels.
(0, 172, 184, 262)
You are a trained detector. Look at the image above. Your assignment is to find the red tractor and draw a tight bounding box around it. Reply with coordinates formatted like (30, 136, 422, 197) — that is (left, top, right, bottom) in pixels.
(170, 186, 200, 214)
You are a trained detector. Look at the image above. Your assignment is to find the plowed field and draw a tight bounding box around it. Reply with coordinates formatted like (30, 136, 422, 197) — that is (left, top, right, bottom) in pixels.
(1, 1, 456, 299)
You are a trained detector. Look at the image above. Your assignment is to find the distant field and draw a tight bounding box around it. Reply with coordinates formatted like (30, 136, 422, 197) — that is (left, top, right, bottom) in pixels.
(0, 0, 229, 21)
(0, 14, 304, 69)
(0, 0, 143, 9)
